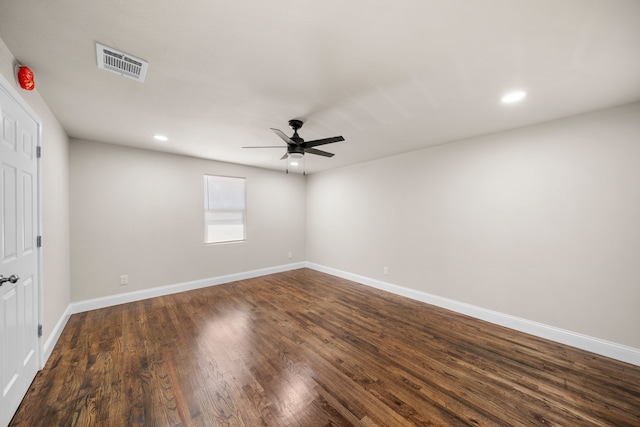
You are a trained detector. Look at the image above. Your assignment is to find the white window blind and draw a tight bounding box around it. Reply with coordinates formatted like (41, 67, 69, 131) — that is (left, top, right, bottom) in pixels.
(204, 175, 246, 243)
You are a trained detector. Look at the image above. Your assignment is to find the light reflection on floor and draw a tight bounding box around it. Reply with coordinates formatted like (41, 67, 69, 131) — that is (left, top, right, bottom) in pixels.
(196, 304, 317, 422)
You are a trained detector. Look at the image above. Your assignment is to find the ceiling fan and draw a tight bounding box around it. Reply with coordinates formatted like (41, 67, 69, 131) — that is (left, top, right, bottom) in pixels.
(243, 119, 345, 173)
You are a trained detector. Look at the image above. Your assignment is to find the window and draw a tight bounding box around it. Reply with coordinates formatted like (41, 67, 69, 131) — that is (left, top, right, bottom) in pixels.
(204, 175, 246, 243)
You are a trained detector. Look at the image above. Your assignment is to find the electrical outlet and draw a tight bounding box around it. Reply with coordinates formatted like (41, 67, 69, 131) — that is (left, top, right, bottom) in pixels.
(288, 252, 293, 259)
(120, 275, 128, 285)
(383, 266, 389, 275)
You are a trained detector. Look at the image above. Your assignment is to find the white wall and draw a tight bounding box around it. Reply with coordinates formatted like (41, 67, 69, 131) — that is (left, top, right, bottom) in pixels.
(307, 102, 640, 349)
(70, 139, 306, 301)
(0, 37, 71, 343)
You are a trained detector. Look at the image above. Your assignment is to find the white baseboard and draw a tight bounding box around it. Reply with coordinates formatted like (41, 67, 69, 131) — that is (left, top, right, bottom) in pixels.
(69, 262, 306, 314)
(42, 305, 72, 367)
(306, 262, 640, 367)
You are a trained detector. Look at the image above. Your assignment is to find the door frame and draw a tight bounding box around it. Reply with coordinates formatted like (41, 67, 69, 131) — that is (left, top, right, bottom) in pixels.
(0, 68, 44, 369)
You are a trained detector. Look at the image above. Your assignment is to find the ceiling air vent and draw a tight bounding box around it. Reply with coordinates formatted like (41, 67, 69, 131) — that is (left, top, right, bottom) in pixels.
(96, 43, 148, 82)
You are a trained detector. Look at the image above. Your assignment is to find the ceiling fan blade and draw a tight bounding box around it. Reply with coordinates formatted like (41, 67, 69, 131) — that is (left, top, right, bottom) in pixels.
(271, 128, 296, 145)
(303, 136, 344, 148)
(242, 145, 286, 148)
(280, 153, 289, 160)
(305, 147, 334, 157)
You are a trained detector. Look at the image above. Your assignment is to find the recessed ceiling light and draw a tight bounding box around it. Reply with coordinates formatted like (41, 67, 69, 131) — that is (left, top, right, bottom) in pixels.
(501, 91, 527, 104)
(153, 135, 168, 141)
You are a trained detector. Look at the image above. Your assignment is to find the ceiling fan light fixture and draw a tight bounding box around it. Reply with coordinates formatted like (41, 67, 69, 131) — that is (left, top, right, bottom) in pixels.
(287, 152, 305, 172)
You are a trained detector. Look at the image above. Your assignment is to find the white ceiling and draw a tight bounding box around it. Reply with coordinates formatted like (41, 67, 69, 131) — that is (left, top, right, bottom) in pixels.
(1, 0, 639, 174)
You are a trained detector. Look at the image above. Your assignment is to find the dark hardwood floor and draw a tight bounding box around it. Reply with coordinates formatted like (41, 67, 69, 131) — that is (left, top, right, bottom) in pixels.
(10, 268, 640, 426)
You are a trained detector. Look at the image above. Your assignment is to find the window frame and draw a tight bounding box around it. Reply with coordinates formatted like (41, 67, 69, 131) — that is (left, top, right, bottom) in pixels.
(203, 174, 247, 244)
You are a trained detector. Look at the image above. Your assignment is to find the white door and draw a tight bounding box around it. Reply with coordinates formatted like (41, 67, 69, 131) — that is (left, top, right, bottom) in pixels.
(0, 79, 40, 427)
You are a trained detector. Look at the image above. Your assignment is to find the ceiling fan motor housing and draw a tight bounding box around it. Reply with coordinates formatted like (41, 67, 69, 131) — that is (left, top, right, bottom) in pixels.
(288, 145, 304, 156)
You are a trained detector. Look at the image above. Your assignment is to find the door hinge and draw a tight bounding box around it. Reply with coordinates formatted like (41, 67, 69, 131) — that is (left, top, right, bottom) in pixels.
(36, 146, 42, 158)
(37, 236, 42, 247)
(38, 324, 43, 337)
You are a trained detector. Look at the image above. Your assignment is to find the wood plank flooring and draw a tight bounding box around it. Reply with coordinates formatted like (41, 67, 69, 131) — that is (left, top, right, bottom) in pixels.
(10, 268, 640, 426)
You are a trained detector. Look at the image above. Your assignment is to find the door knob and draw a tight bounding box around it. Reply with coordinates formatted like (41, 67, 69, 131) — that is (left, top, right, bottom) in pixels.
(0, 274, 20, 286)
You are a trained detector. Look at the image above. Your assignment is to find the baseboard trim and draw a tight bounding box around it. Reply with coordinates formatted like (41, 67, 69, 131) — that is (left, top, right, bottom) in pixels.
(69, 262, 306, 315)
(306, 262, 640, 367)
(43, 305, 72, 367)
